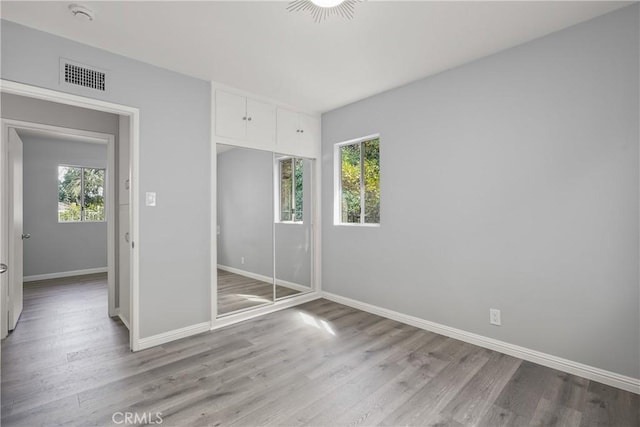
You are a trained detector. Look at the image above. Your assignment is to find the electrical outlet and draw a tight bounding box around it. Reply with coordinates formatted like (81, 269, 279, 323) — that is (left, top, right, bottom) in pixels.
(490, 309, 501, 326)
(241, 257, 245, 264)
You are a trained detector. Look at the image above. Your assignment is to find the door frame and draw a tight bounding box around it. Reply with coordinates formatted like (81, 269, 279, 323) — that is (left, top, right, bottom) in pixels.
(1, 119, 117, 329)
(0, 79, 141, 351)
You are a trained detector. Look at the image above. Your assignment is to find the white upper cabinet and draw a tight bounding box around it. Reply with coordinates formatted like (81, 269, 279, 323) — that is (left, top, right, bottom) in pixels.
(246, 98, 276, 145)
(215, 90, 275, 149)
(213, 87, 320, 158)
(215, 90, 246, 140)
(276, 108, 320, 158)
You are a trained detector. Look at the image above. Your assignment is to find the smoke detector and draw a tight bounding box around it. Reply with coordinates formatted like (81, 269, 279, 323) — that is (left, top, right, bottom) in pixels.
(69, 4, 95, 21)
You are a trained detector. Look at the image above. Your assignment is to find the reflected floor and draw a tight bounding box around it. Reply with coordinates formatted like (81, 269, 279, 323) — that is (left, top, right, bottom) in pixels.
(217, 269, 301, 315)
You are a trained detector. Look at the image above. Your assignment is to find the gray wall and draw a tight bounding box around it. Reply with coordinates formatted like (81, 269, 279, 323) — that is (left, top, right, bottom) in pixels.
(217, 147, 313, 287)
(321, 5, 639, 378)
(217, 147, 274, 278)
(1, 93, 119, 134)
(21, 135, 107, 276)
(1, 20, 211, 338)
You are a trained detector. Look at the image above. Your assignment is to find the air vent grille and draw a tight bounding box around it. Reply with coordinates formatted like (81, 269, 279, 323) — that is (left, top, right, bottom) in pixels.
(63, 62, 105, 91)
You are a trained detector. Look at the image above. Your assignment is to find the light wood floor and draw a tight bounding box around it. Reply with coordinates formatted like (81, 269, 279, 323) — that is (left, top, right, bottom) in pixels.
(217, 269, 301, 315)
(2, 275, 638, 426)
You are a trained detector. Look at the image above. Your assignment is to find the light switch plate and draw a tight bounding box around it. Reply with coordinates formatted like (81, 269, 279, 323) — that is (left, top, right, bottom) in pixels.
(145, 192, 156, 207)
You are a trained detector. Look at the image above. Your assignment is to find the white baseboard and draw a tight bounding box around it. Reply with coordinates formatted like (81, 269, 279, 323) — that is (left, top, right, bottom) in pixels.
(137, 321, 211, 351)
(217, 264, 311, 293)
(322, 291, 640, 395)
(276, 278, 312, 293)
(23, 267, 108, 282)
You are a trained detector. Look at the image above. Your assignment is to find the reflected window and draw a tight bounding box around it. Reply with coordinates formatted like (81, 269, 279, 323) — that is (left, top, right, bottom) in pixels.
(278, 157, 303, 222)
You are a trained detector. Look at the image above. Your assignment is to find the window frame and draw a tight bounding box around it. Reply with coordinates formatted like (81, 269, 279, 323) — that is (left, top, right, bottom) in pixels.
(333, 134, 380, 227)
(58, 164, 107, 223)
(275, 156, 304, 224)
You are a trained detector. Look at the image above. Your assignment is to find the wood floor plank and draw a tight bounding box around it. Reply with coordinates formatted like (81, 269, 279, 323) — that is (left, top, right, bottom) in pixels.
(2, 274, 638, 426)
(439, 351, 522, 425)
(379, 343, 491, 426)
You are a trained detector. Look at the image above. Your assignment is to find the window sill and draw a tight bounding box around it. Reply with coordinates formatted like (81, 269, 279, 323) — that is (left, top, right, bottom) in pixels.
(58, 221, 107, 224)
(333, 222, 380, 228)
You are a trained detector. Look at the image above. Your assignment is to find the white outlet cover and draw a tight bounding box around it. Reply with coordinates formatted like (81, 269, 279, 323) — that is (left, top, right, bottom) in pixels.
(490, 308, 501, 326)
(145, 191, 156, 207)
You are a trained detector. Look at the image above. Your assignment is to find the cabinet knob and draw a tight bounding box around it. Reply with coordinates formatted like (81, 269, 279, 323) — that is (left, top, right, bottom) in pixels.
(296, 129, 300, 133)
(300, 129, 304, 133)
(242, 116, 247, 120)
(247, 117, 252, 121)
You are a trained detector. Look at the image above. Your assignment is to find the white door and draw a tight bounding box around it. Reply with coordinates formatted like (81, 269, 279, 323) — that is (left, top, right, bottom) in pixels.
(118, 204, 130, 328)
(215, 90, 247, 140)
(0, 127, 8, 338)
(8, 128, 24, 330)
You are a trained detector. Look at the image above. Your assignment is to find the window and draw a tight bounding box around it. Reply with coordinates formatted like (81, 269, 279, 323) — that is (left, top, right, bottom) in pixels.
(58, 165, 105, 222)
(278, 157, 304, 222)
(335, 136, 380, 225)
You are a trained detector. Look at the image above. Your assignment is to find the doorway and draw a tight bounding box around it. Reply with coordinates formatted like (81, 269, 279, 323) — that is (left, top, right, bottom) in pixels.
(0, 80, 141, 350)
(1, 120, 116, 337)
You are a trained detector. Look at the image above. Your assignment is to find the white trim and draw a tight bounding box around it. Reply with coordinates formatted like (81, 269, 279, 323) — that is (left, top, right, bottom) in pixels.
(217, 264, 312, 293)
(23, 267, 108, 282)
(276, 278, 312, 293)
(137, 321, 211, 350)
(118, 312, 130, 330)
(210, 84, 218, 323)
(1, 79, 141, 352)
(0, 80, 139, 116)
(212, 291, 321, 329)
(322, 291, 640, 395)
(333, 133, 380, 226)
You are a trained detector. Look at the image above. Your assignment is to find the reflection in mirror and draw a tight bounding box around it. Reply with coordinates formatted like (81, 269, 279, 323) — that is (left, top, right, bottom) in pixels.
(217, 144, 274, 315)
(274, 155, 313, 299)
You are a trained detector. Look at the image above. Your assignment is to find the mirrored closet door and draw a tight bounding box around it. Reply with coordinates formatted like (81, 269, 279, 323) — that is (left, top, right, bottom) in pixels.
(216, 144, 275, 315)
(216, 145, 315, 317)
(274, 155, 313, 300)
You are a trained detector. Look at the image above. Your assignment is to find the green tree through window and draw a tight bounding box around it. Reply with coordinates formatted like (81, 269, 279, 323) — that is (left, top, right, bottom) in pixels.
(339, 137, 380, 224)
(279, 157, 304, 222)
(58, 165, 105, 222)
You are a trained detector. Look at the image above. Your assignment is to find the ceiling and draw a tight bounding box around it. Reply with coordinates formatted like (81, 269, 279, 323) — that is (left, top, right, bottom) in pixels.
(0, 1, 632, 113)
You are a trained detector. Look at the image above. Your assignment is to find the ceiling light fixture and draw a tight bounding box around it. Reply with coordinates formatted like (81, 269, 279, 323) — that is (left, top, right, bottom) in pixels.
(287, 0, 361, 23)
(69, 4, 95, 21)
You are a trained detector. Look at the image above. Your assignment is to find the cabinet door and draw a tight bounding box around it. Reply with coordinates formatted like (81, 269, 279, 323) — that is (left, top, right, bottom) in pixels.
(247, 98, 276, 148)
(276, 108, 300, 154)
(298, 114, 320, 157)
(216, 90, 247, 140)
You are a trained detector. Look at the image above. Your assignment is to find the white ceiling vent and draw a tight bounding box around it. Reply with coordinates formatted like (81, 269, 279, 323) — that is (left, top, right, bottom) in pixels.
(59, 59, 107, 93)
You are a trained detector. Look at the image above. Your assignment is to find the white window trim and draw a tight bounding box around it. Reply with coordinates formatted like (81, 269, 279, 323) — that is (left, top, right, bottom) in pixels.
(333, 133, 381, 227)
(58, 164, 107, 223)
(274, 156, 303, 224)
